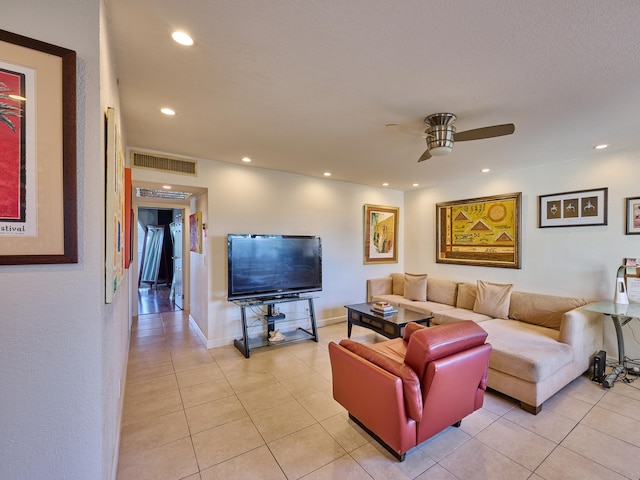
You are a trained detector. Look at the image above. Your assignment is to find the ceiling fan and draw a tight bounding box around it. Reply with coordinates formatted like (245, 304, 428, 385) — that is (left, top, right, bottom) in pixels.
(386, 113, 515, 162)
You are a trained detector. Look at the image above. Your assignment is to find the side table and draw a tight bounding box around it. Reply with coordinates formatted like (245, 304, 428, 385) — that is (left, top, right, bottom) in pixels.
(585, 300, 640, 385)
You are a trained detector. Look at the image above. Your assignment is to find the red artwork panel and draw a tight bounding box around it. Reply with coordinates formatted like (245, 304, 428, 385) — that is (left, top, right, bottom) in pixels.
(0, 68, 25, 221)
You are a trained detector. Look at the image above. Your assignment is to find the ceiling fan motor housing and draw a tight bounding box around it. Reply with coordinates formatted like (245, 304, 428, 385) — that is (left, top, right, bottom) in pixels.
(425, 113, 456, 155)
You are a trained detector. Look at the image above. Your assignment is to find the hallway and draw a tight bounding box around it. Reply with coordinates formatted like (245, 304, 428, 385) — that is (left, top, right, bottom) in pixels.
(138, 285, 181, 315)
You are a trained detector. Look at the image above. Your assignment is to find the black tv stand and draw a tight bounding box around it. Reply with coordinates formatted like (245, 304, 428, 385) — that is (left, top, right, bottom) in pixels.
(232, 295, 318, 358)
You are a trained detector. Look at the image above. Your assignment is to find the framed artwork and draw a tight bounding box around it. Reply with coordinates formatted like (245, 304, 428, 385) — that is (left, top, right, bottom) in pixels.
(436, 192, 521, 269)
(0, 29, 77, 265)
(364, 204, 399, 264)
(190, 212, 202, 253)
(105, 107, 125, 303)
(538, 187, 607, 228)
(626, 196, 640, 235)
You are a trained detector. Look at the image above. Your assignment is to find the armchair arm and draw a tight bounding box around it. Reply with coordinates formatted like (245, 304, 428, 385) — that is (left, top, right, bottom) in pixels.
(367, 277, 393, 302)
(328, 342, 417, 455)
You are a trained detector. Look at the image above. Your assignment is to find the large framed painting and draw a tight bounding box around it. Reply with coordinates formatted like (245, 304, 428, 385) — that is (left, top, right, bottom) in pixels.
(105, 107, 125, 303)
(625, 196, 640, 235)
(538, 187, 607, 228)
(0, 29, 77, 265)
(436, 192, 521, 269)
(364, 204, 399, 264)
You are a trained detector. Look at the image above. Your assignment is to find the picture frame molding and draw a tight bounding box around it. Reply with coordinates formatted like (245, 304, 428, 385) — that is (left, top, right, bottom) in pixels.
(626, 196, 640, 235)
(364, 204, 399, 264)
(436, 192, 522, 269)
(0, 29, 77, 265)
(538, 187, 608, 228)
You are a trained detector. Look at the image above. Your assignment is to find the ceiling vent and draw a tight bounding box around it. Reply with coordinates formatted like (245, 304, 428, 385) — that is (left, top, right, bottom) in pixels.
(136, 188, 191, 200)
(131, 151, 197, 176)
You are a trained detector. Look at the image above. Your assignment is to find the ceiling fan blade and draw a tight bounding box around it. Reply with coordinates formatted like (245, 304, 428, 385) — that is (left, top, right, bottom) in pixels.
(386, 123, 433, 138)
(417, 149, 432, 162)
(454, 123, 515, 142)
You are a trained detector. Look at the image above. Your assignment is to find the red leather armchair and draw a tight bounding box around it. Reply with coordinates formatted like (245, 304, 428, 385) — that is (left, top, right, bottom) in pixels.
(328, 320, 491, 461)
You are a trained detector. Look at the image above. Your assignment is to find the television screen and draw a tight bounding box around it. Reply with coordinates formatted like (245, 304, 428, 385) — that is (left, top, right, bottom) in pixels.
(227, 234, 322, 301)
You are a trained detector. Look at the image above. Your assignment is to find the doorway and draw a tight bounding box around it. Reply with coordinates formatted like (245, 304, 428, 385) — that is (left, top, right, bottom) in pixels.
(137, 207, 184, 314)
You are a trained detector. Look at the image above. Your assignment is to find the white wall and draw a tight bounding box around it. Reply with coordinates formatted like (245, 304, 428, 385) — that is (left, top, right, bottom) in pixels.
(404, 148, 640, 359)
(131, 155, 404, 347)
(0, 2, 129, 479)
(190, 191, 209, 338)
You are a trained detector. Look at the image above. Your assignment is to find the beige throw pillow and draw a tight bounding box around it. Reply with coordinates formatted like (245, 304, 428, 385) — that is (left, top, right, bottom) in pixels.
(473, 280, 513, 318)
(404, 273, 427, 302)
(456, 282, 478, 310)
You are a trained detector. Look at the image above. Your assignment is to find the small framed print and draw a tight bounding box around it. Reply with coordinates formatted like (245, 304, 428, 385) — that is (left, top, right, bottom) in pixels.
(538, 188, 607, 228)
(364, 204, 399, 264)
(626, 197, 640, 235)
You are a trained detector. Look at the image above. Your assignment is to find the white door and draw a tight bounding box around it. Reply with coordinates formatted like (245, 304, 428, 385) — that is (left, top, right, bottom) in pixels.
(170, 221, 184, 309)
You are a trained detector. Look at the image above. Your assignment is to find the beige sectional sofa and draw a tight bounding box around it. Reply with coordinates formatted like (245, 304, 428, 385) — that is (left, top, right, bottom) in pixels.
(366, 273, 603, 414)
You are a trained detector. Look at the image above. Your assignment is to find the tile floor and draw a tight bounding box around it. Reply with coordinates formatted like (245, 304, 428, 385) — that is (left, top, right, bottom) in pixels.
(117, 311, 640, 480)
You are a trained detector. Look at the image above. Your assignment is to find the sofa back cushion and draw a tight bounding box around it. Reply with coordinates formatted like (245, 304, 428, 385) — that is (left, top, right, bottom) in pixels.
(339, 339, 423, 421)
(426, 278, 458, 306)
(391, 273, 405, 295)
(508, 291, 591, 330)
(456, 282, 478, 310)
(404, 321, 488, 379)
(404, 273, 428, 301)
(473, 280, 513, 319)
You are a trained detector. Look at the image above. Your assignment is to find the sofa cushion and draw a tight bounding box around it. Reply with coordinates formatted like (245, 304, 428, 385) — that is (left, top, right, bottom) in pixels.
(339, 339, 422, 421)
(404, 273, 428, 301)
(509, 291, 591, 330)
(371, 294, 405, 306)
(456, 282, 478, 310)
(391, 273, 405, 295)
(399, 300, 456, 316)
(426, 278, 458, 306)
(481, 319, 571, 383)
(432, 308, 493, 325)
(473, 280, 513, 319)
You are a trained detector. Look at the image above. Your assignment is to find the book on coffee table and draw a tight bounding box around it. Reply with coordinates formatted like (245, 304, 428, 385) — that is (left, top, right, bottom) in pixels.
(371, 306, 398, 315)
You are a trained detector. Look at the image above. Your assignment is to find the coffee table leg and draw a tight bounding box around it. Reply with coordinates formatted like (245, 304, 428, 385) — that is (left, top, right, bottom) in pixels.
(348, 318, 353, 338)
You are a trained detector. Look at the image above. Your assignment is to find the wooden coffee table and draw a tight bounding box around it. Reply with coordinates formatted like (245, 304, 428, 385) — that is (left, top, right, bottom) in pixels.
(345, 302, 432, 339)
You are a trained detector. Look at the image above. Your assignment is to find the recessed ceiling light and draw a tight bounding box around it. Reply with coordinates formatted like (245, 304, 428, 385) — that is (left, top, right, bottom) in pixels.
(382, 183, 389, 187)
(242, 157, 252, 163)
(481, 168, 491, 173)
(323, 172, 331, 177)
(172, 31, 194, 46)
(412, 183, 419, 187)
(594, 144, 609, 150)
(161, 107, 175, 116)
(162, 185, 172, 190)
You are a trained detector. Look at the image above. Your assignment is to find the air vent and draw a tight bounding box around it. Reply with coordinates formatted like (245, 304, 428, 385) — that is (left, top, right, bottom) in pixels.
(131, 151, 197, 176)
(136, 188, 192, 200)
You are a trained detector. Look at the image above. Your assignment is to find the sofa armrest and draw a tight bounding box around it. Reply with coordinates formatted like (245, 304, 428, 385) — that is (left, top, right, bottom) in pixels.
(367, 277, 393, 302)
(559, 304, 604, 371)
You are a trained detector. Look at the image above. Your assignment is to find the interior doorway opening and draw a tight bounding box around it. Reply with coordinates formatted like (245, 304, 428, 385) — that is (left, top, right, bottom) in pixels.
(137, 207, 184, 315)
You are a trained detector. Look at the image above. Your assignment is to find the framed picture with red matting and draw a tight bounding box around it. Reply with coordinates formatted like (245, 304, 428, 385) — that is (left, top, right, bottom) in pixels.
(0, 29, 77, 265)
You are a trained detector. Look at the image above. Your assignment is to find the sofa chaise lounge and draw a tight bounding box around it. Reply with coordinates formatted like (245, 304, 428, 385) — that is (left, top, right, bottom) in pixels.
(366, 273, 603, 414)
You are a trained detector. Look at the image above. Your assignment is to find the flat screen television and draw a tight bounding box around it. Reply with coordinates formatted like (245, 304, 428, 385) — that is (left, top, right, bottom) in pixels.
(227, 234, 322, 301)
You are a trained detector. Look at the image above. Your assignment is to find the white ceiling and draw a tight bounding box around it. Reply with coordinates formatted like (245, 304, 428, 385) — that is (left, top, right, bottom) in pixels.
(107, 0, 640, 191)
